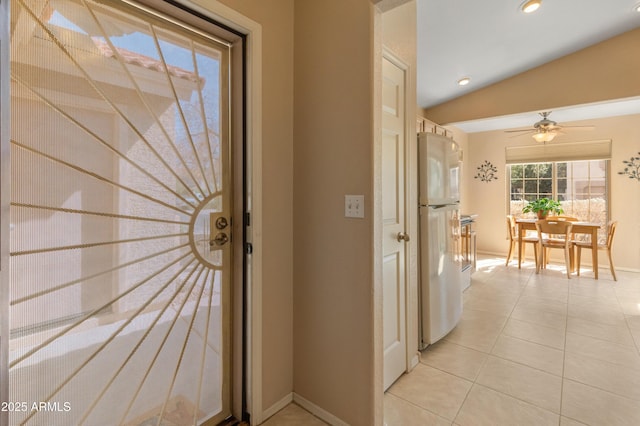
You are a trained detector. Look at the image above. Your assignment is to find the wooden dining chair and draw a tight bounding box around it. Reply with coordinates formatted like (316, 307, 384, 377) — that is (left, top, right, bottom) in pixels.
(544, 215, 579, 263)
(575, 220, 617, 281)
(535, 219, 573, 279)
(506, 215, 538, 267)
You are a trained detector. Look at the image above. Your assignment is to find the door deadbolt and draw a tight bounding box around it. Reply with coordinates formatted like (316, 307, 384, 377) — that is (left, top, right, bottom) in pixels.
(215, 217, 229, 230)
(211, 232, 229, 246)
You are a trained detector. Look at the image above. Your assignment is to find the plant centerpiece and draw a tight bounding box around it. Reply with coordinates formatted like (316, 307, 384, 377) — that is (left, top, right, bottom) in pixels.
(522, 197, 564, 219)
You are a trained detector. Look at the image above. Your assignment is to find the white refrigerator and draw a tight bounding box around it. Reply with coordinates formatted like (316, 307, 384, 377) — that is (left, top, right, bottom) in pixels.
(418, 132, 463, 349)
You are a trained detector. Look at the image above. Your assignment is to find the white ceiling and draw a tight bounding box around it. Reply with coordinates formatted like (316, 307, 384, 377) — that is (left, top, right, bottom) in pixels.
(416, 0, 640, 131)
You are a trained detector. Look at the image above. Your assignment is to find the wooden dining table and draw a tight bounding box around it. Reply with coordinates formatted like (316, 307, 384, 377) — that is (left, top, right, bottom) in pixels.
(515, 218, 602, 278)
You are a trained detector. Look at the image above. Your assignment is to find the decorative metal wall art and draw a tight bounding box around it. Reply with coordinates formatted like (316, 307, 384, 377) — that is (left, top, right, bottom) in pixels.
(474, 160, 498, 182)
(618, 152, 640, 182)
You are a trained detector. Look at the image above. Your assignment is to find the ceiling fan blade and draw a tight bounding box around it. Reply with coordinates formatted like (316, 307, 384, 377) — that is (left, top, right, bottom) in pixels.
(504, 128, 535, 133)
(504, 110, 595, 136)
(508, 131, 536, 138)
(559, 125, 595, 130)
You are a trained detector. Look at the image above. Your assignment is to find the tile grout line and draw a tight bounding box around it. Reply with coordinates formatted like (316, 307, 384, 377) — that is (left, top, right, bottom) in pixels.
(384, 389, 453, 424)
(565, 278, 640, 407)
(477, 268, 567, 418)
(501, 317, 567, 350)
(615, 279, 640, 356)
(561, 375, 640, 404)
(434, 337, 566, 379)
(486, 267, 532, 354)
(558, 275, 570, 426)
(452, 265, 539, 424)
(449, 265, 506, 424)
(487, 338, 564, 377)
(573, 276, 640, 357)
(478, 264, 570, 418)
(455, 268, 494, 424)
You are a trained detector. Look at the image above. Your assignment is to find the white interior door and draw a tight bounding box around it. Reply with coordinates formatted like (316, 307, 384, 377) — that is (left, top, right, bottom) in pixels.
(6, 1, 233, 424)
(382, 54, 408, 391)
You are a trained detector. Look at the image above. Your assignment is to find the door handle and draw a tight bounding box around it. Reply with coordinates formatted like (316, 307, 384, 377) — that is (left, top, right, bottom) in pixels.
(211, 232, 229, 246)
(397, 232, 410, 242)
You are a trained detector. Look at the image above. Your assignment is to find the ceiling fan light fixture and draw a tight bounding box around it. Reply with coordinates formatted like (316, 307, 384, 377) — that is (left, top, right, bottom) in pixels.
(532, 131, 556, 143)
(521, 0, 542, 13)
(457, 77, 471, 86)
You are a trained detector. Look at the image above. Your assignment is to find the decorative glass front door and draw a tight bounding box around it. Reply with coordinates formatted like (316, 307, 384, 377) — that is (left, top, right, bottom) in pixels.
(7, 0, 232, 424)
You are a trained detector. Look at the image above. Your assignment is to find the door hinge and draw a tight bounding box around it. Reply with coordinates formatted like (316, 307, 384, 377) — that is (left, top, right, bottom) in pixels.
(244, 212, 251, 227)
(245, 242, 253, 254)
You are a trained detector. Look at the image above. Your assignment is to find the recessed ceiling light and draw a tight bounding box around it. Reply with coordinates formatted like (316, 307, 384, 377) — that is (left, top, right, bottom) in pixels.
(521, 0, 541, 13)
(457, 77, 471, 86)
(635, 3, 640, 12)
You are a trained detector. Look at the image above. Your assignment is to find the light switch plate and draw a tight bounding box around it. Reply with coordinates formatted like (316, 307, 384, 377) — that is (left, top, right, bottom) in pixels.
(345, 195, 365, 218)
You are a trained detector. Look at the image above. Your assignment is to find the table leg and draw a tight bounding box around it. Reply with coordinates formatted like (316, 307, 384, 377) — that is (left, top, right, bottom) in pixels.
(569, 245, 575, 273)
(591, 228, 598, 279)
(518, 224, 524, 269)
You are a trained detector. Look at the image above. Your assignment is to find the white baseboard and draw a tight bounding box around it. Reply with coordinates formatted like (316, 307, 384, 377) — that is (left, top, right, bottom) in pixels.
(262, 392, 293, 422)
(477, 250, 639, 273)
(410, 353, 420, 370)
(293, 393, 349, 426)
(478, 250, 514, 260)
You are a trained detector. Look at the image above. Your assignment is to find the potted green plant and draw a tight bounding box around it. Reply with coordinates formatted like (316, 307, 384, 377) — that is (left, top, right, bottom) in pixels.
(522, 197, 564, 219)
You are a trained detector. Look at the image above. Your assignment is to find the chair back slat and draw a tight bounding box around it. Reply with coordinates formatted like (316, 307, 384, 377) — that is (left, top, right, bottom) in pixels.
(546, 215, 579, 222)
(606, 221, 617, 249)
(535, 220, 573, 237)
(506, 215, 516, 240)
(535, 219, 573, 278)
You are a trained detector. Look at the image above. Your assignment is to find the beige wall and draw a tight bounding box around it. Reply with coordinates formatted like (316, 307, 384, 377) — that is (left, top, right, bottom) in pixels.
(193, 0, 296, 415)
(423, 28, 640, 125)
(382, 1, 416, 67)
(465, 114, 640, 272)
(293, 2, 376, 424)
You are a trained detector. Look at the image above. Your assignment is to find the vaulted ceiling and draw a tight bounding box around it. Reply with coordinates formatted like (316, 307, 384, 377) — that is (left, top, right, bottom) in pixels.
(416, 0, 640, 131)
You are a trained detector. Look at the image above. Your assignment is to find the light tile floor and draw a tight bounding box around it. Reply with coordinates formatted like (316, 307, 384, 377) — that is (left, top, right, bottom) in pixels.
(387, 255, 640, 426)
(264, 256, 640, 425)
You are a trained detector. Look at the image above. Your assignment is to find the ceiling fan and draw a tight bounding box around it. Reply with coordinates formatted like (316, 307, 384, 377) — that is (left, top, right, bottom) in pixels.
(505, 111, 594, 142)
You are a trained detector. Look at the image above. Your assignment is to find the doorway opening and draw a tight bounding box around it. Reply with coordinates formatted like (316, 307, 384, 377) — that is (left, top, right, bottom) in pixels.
(1, 0, 247, 424)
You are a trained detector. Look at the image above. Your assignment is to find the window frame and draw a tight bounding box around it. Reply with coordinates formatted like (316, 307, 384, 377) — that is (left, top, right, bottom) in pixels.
(507, 159, 611, 227)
